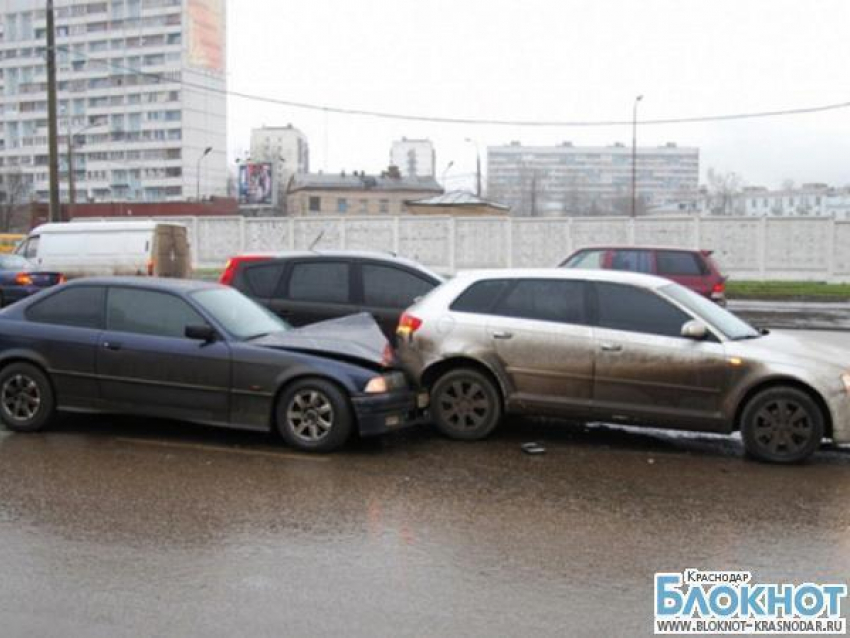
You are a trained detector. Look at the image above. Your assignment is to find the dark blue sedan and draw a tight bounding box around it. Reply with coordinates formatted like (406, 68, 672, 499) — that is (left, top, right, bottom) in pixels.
(0, 278, 427, 452)
(0, 254, 64, 307)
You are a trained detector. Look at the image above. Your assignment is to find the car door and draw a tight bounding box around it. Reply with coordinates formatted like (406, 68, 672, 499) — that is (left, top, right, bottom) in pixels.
(357, 262, 438, 339)
(23, 285, 106, 409)
(97, 286, 231, 423)
(485, 278, 595, 415)
(267, 260, 354, 327)
(590, 282, 730, 429)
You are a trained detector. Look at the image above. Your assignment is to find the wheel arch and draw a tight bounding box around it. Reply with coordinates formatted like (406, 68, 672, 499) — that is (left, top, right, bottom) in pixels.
(421, 356, 507, 407)
(268, 370, 356, 430)
(733, 377, 833, 439)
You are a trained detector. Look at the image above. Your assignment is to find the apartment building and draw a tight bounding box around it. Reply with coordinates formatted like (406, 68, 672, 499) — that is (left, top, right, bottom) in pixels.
(390, 137, 435, 178)
(249, 123, 309, 187)
(487, 141, 699, 216)
(0, 0, 227, 204)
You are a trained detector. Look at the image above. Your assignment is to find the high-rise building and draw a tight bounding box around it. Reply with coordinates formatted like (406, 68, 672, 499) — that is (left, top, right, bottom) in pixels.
(250, 124, 309, 188)
(390, 137, 435, 178)
(487, 141, 699, 216)
(0, 0, 227, 204)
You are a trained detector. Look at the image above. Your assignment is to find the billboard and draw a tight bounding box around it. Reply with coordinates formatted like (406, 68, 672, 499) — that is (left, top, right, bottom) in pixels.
(239, 163, 274, 206)
(187, 0, 225, 73)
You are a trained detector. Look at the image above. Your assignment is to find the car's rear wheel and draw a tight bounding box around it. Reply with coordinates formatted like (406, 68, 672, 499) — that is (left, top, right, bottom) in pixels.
(431, 368, 502, 440)
(276, 378, 353, 453)
(740, 387, 824, 464)
(0, 363, 55, 433)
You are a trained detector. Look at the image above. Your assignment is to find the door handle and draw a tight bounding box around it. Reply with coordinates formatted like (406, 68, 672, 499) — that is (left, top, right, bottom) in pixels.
(103, 341, 123, 351)
(600, 343, 623, 352)
(491, 331, 514, 340)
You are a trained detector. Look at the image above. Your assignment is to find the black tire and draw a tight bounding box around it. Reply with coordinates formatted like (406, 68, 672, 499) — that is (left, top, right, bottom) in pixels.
(431, 368, 502, 441)
(0, 362, 55, 433)
(740, 386, 824, 464)
(276, 378, 353, 453)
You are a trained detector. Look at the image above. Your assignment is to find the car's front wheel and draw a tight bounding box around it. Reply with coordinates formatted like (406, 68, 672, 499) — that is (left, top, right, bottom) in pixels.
(0, 362, 55, 433)
(431, 368, 502, 440)
(740, 387, 824, 464)
(276, 378, 353, 453)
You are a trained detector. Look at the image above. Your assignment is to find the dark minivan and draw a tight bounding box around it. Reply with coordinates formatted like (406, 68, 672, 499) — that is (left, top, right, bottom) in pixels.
(221, 251, 444, 339)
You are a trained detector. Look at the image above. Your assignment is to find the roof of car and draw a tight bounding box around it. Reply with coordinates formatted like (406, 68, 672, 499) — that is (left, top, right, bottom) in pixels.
(233, 250, 444, 280)
(453, 268, 674, 289)
(63, 277, 222, 293)
(569, 245, 711, 254)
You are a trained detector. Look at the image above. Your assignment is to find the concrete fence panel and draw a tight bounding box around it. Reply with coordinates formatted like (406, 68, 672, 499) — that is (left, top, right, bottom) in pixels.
(293, 218, 343, 251)
(634, 217, 696, 247)
(455, 218, 510, 269)
(571, 218, 630, 250)
(698, 217, 762, 275)
(511, 219, 570, 267)
(343, 218, 396, 253)
(244, 218, 291, 253)
(765, 218, 831, 275)
(398, 217, 452, 272)
(834, 222, 850, 276)
(196, 217, 242, 265)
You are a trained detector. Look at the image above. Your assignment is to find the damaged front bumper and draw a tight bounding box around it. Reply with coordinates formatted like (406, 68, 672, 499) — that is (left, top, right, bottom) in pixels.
(351, 389, 430, 437)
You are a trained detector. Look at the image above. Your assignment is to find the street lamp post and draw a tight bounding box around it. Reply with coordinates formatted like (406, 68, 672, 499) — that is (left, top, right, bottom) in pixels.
(464, 138, 482, 197)
(631, 95, 643, 218)
(441, 160, 455, 187)
(196, 146, 213, 201)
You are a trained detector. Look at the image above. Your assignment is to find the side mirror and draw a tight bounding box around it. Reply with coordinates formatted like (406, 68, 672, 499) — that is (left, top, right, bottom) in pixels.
(185, 324, 218, 342)
(681, 320, 708, 340)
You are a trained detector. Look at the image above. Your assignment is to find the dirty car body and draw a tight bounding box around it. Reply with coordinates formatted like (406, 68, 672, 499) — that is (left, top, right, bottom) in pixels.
(397, 269, 850, 463)
(0, 278, 424, 452)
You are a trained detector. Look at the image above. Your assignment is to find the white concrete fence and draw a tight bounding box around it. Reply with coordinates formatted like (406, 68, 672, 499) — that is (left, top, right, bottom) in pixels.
(77, 215, 850, 282)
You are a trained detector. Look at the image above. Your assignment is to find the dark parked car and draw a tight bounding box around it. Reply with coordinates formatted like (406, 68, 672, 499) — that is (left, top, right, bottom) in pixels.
(560, 246, 727, 304)
(0, 254, 64, 307)
(220, 251, 444, 339)
(0, 278, 427, 453)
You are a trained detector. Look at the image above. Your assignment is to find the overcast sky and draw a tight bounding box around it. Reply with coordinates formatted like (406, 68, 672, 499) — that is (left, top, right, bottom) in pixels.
(225, 0, 850, 191)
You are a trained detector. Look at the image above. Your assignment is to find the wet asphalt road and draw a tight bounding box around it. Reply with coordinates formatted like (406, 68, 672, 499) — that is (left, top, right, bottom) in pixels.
(1, 407, 849, 636)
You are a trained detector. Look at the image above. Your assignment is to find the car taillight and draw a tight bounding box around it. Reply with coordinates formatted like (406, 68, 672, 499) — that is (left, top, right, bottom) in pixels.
(712, 282, 726, 294)
(58, 274, 66, 284)
(14, 273, 32, 286)
(397, 312, 423, 337)
(220, 259, 236, 285)
(147, 260, 155, 276)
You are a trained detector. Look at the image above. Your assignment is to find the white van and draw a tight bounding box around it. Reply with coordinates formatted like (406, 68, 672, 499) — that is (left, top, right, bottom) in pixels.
(16, 221, 192, 279)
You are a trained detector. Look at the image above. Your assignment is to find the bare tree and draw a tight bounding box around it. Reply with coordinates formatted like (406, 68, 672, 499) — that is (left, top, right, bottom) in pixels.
(0, 169, 32, 232)
(706, 168, 743, 215)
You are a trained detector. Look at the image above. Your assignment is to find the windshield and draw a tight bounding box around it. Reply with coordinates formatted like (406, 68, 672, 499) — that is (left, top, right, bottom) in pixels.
(191, 287, 289, 340)
(0, 255, 32, 271)
(660, 283, 760, 340)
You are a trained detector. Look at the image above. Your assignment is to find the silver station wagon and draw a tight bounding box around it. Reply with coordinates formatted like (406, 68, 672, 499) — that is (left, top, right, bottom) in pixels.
(396, 269, 850, 464)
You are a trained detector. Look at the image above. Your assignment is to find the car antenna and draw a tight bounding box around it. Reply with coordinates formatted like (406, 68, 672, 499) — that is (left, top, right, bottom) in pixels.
(309, 231, 325, 253)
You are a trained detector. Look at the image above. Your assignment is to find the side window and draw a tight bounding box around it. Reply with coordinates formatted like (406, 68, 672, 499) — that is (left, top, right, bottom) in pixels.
(493, 279, 587, 324)
(243, 263, 284, 298)
(288, 262, 350, 304)
(450, 279, 513, 314)
(611, 250, 653, 273)
(26, 286, 105, 329)
(20, 236, 39, 259)
(565, 249, 604, 269)
(656, 251, 707, 276)
(107, 288, 206, 338)
(595, 283, 690, 337)
(362, 265, 435, 309)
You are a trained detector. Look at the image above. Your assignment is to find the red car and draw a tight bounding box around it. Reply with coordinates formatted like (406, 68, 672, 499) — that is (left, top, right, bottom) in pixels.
(560, 246, 727, 304)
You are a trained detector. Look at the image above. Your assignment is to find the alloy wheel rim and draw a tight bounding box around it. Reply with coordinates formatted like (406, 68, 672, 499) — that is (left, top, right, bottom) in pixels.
(1, 374, 41, 422)
(752, 399, 813, 456)
(286, 390, 334, 442)
(439, 379, 490, 430)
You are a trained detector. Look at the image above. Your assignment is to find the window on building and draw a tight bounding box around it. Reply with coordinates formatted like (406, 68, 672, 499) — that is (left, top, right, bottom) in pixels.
(308, 196, 320, 212)
(337, 198, 348, 213)
(379, 199, 389, 213)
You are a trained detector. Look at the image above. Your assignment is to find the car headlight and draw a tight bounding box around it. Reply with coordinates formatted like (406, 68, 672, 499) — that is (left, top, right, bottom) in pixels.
(364, 372, 407, 394)
(842, 373, 850, 394)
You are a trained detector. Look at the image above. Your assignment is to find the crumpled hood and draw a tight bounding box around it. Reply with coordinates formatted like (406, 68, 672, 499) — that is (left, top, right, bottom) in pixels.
(253, 313, 391, 368)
